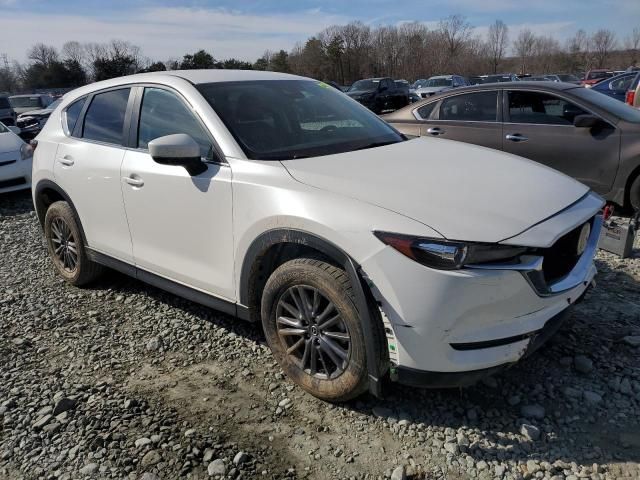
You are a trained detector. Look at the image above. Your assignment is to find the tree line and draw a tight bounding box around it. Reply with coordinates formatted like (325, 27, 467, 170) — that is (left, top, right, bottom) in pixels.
(1, 16, 639, 93)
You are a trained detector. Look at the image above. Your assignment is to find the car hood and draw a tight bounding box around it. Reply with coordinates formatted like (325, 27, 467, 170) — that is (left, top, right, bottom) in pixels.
(415, 86, 449, 94)
(346, 90, 375, 97)
(18, 107, 52, 118)
(281, 137, 590, 243)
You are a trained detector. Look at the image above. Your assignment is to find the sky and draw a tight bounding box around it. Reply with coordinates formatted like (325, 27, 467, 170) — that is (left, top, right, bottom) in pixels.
(0, 0, 638, 63)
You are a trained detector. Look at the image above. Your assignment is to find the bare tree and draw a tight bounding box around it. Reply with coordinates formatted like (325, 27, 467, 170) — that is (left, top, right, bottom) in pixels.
(566, 29, 590, 72)
(27, 43, 58, 67)
(487, 20, 508, 73)
(438, 15, 473, 58)
(513, 29, 536, 74)
(591, 29, 616, 68)
(624, 27, 640, 66)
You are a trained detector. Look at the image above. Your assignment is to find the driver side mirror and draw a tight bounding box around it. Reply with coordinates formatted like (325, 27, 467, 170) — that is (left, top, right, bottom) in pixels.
(148, 133, 207, 176)
(573, 114, 600, 128)
(8, 126, 21, 135)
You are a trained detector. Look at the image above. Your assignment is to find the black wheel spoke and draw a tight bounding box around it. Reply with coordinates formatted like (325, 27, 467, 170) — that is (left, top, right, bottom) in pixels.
(276, 284, 351, 380)
(50, 216, 78, 273)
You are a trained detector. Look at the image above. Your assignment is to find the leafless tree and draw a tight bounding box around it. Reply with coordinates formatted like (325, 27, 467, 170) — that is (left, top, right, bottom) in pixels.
(438, 15, 473, 58)
(487, 20, 508, 73)
(591, 29, 616, 68)
(624, 27, 640, 66)
(27, 43, 58, 67)
(513, 29, 536, 74)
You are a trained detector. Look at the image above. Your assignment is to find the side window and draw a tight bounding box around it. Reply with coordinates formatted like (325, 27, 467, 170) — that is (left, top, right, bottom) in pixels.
(138, 87, 214, 159)
(416, 102, 437, 120)
(508, 91, 587, 125)
(610, 75, 634, 91)
(82, 89, 131, 145)
(439, 91, 498, 122)
(64, 97, 86, 136)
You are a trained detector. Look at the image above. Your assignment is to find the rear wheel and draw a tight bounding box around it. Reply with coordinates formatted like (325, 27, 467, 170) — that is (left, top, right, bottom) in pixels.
(261, 257, 369, 402)
(44, 201, 103, 286)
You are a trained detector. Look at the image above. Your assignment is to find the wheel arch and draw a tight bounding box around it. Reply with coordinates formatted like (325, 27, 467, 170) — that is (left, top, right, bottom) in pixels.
(624, 161, 640, 210)
(34, 179, 88, 245)
(239, 229, 387, 396)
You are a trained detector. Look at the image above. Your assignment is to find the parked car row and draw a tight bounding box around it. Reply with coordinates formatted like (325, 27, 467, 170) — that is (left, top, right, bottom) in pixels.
(383, 81, 640, 211)
(0, 93, 57, 137)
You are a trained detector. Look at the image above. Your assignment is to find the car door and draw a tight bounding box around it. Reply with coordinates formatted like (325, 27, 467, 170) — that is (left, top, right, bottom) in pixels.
(418, 90, 503, 150)
(502, 89, 620, 194)
(120, 86, 235, 301)
(53, 88, 135, 263)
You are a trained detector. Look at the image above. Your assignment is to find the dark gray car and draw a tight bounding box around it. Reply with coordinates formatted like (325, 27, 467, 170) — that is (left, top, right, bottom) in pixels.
(383, 81, 640, 210)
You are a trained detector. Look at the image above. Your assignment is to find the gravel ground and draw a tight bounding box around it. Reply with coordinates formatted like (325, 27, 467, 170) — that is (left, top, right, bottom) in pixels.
(1, 189, 640, 480)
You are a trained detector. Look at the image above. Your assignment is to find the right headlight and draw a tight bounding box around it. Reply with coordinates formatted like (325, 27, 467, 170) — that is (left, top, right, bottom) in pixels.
(374, 231, 527, 270)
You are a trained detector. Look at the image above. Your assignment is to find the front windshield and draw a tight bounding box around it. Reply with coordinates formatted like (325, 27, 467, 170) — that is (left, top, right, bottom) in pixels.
(571, 87, 640, 123)
(587, 71, 612, 80)
(424, 78, 452, 87)
(558, 74, 579, 82)
(47, 98, 62, 110)
(413, 79, 428, 88)
(349, 79, 379, 91)
(9, 96, 43, 108)
(197, 80, 404, 160)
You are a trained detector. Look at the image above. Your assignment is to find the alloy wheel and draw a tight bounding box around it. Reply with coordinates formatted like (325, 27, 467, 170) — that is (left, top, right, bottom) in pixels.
(50, 217, 78, 272)
(276, 285, 351, 380)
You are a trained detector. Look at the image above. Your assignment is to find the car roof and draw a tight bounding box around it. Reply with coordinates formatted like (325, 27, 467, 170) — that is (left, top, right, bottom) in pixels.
(429, 75, 453, 79)
(428, 81, 579, 93)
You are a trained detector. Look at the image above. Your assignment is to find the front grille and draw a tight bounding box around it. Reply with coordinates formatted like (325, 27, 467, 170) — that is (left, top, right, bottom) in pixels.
(0, 177, 26, 189)
(537, 220, 592, 283)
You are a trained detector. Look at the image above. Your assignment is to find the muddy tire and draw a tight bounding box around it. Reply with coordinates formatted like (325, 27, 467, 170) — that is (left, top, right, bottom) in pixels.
(261, 257, 370, 402)
(44, 201, 103, 286)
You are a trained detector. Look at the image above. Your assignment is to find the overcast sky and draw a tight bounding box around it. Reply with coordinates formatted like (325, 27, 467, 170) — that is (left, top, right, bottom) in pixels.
(0, 0, 638, 63)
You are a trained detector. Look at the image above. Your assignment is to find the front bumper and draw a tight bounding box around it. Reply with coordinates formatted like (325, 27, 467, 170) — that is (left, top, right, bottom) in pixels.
(361, 209, 602, 384)
(391, 303, 575, 387)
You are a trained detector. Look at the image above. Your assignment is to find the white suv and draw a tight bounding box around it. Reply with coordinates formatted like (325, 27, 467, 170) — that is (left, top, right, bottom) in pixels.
(32, 70, 603, 402)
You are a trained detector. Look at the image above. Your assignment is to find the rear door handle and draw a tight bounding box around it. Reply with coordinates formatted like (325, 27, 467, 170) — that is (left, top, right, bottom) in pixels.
(505, 133, 529, 142)
(57, 155, 74, 166)
(426, 127, 445, 136)
(123, 176, 144, 188)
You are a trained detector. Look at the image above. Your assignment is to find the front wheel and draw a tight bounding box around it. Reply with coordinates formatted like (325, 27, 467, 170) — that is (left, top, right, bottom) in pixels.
(44, 201, 103, 286)
(261, 258, 369, 402)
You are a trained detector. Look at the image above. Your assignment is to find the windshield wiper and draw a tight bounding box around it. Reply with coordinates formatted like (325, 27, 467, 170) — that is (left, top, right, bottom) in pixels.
(352, 140, 401, 152)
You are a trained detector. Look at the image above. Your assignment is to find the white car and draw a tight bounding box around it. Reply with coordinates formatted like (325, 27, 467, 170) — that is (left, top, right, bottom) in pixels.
(0, 122, 33, 193)
(32, 70, 603, 402)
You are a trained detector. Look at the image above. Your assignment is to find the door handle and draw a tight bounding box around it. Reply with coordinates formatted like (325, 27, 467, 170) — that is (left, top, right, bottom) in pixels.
(123, 176, 144, 188)
(57, 155, 74, 166)
(505, 133, 529, 142)
(426, 127, 445, 136)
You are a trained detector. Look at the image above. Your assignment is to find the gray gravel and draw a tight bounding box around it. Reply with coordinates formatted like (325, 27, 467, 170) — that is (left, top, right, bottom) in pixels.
(1, 190, 640, 479)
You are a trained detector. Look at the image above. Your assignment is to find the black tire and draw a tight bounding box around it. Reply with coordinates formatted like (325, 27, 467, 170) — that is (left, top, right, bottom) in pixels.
(44, 201, 103, 286)
(261, 257, 370, 402)
(629, 175, 640, 212)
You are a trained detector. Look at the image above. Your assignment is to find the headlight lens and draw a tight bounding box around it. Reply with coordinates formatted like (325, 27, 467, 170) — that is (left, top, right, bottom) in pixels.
(374, 231, 527, 270)
(20, 143, 33, 161)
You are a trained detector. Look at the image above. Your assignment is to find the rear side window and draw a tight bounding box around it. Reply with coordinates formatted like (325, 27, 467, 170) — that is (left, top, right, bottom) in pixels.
(439, 91, 498, 122)
(508, 91, 587, 125)
(82, 89, 130, 145)
(416, 102, 437, 120)
(65, 98, 86, 136)
(137, 87, 214, 159)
